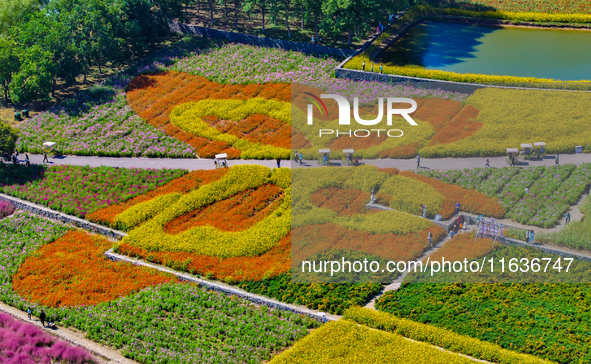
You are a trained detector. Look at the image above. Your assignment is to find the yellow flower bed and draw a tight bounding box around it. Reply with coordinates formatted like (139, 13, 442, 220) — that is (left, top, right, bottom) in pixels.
(121, 165, 291, 258)
(440, 8, 591, 24)
(420, 88, 591, 157)
(114, 193, 182, 231)
(292, 166, 435, 234)
(344, 307, 553, 364)
(269, 320, 475, 364)
(170, 98, 291, 159)
(379, 174, 444, 218)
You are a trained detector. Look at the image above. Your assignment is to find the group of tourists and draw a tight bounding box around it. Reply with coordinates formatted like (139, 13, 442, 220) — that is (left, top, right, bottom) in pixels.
(419, 204, 427, 218)
(2, 149, 31, 167)
(27, 307, 55, 329)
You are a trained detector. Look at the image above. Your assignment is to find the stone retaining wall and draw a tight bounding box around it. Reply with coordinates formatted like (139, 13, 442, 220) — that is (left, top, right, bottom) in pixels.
(503, 238, 591, 263)
(104, 249, 333, 322)
(0, 193, 125, 240)
(169, 22, 353, 58)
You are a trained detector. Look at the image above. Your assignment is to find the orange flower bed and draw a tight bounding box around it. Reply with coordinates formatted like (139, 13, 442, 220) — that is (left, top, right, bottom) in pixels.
(87, 169, 228, 226)
(427, 232, 497, 263)
(378, 142, 422, 159)
(126, 71, 290, 158)
(292, 223, 446, 263)
(116, 233, 291, 282)
(401, 171, 506, 219)
(164, 183, 284, 234)
(202, 114, 291, 149)
(13, 230, 174, 307)
(310, 187, 372, 216)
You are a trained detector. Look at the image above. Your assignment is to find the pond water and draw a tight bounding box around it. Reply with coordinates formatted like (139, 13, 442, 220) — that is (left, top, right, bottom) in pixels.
(378, 21, 591, 81)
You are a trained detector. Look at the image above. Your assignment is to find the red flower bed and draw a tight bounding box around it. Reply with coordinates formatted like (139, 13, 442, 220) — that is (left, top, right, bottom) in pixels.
(202, 114, 292, 150)
(126, 71, 290, 158)
(292, 223, 446, 263)
(310, 187, 373, 216)
(87, 169, 228, 226)
(401, 171, 506, 219)
(13, 231, 174, 307)
(164, 183, 284, 234)
(117, 233, 291, 282)
(427, 232, 497, 263)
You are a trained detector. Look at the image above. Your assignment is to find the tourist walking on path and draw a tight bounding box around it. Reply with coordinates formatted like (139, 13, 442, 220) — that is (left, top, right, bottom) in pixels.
(416, 154, 420, 169)
(555, 153, 560, 165)
(25, 154, 30, 167)
(39, 310, 46, 327)
(428, 231, 433, 247)
(43, 151, 49, 163)
(27, 307, 32, 320)
(526, 230, 531, 242)
(485, 158, 490, 168)
(294, 151, 299, 164)
(419, 204, 424, 217)
(529, 230, 535, 243)
(299, 152, 303, 165)
(422, 205, 427, 219)
(276, 158, 281, 168)
(455, 202, 461, 216)
(565, 211, 571, 225)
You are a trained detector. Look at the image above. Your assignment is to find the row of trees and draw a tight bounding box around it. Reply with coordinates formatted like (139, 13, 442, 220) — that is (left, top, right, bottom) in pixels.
(194, 0, 410, 43)
(0, 0, 185, 104)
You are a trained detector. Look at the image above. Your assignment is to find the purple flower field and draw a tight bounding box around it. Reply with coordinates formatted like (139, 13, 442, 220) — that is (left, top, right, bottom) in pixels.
(1, 165, 186, 218)
(0, 313, 95, 364)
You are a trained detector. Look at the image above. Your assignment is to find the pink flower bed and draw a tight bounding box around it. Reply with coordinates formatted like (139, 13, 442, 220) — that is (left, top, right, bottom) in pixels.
(0, 313, 95, 363)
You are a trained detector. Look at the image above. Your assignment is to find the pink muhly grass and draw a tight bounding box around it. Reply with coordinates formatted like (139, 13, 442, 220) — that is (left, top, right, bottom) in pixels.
(0, 313, 95, 363)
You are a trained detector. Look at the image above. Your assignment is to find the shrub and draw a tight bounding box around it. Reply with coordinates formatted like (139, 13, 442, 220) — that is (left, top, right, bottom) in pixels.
(0, 201, 15, 219)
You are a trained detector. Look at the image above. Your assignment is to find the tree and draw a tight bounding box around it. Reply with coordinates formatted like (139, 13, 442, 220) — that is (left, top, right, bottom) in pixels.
(0, 0, 42, 35)
(9, 45, 55, 103)
(16, 12, 82, 97)
(296, 0, 322, 41)
(0, 122, 17, 155)
(0, 36, 20, 102)
(243, 0, 269, 33)
(234, 0, 240, 30)
(282, 0, 291, 38)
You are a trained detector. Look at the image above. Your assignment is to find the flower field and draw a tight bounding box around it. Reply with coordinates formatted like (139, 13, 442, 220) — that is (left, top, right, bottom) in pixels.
(376, 278, 591, 363)
(0, 313, 95, 364)
(13, 230, 174, 307)
(0, 212, 319, 363)
(126, 71, 291, 158)
(17, 89, 195, 157)
(1, 165, 185, 218)
(268, 320, 476, 364)
(444, 0, 591, 14)
(420, 164, 591, 227)
(539, 193, 591, 250)
(426, 233, 498, 263)
(343, 307, 549, 364)
(419, 88, 591, 157)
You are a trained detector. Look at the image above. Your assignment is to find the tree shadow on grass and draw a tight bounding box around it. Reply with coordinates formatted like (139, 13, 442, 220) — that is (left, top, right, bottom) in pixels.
(0, 165, 45, 187)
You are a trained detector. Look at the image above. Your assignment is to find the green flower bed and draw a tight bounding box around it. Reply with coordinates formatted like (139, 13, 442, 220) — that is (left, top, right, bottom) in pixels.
(419, 165, 591, 227)
(375, 247, 591, 364)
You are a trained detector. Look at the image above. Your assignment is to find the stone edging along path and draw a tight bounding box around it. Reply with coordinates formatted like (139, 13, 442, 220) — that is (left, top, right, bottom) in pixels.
(104, 249, 338, 322)
(0, 193, 337, 322)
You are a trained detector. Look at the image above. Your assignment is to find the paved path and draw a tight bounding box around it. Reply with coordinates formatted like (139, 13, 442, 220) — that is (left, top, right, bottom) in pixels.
(23, 154, 288, 170)
(15, 152, 591, 171)
(294, 153, 591, 170)
(0, 301, 137, 364)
